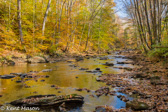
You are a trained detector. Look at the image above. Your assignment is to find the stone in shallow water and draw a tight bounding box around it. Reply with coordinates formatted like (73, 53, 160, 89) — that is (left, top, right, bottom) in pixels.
(0, 75, 15, 79)
(16, 80, 22, 83)
(86, 70, 102, 73)
(7, 60, 15, 66)
(79, 68, 89, 70)
(95, 68, 100, 71)
(95, 106, 113, 112)
(126, 101, 149, 110)
(104, 62, 114, 66)
(75, 57, 84, 61)
(27, 56, 48, 63)
(42, 69, 52, 72)
(99, 57, 108, 60)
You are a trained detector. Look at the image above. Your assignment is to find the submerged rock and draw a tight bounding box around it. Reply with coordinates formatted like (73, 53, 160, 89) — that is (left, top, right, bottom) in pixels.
(95, 106, 114, 112)
(117, 95, 129, 102)
(75, 57, 84, 61)
(99, 57, 108, 60)
(126, 101, 149, 111)
(16, 80, 22, 83)
(79, 68, 89, 70)
(0, 75, 15, 79)
(86, 70, 102, 73)
(42, 69, 53, 72)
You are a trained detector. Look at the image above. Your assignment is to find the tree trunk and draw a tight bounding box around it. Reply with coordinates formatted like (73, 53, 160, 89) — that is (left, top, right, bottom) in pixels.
(42, 0, 52, 36)
(17, 0, 24, 43)
(144, 0, 153, 47)
(85, 22, 92, 51)
(7, 0, 11, 32)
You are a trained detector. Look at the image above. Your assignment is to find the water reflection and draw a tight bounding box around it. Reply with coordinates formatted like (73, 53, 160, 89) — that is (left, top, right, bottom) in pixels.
(0, 56, 133, 111)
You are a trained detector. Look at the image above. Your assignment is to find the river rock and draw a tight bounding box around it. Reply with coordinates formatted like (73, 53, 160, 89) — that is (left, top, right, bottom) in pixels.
(117, 61, 134, 64)
(0, 75, 16, 79)
(75, 88, 83, 91)
(16, 80, 22, 83)
(45, 75, 50, 78)
(150, 76, 161, 80)
(86, 70, 102, 73)
(95, 68, 100, 71)
(96, 77, 101, 82)
(79, 68, 89, 70)
(95, 106, 113, 112)
(69, 64, 78, 68)
(75, 57, 84, 61)
(99, 57, 108, 60)
(113, 66, 133, 71)
(51, 85, 56, 87)
(42, 69, 52, 72)
(117, 61, 125, 64)
(11, 73, 27, 78)
(40, 80, 45, 82)
(117, 95, 129, 102)
(95, 87, 110, 96)
(150, 76, 164, 85)
(27, 56, 47, 63)
(132, 73, 147, 79)
(104, 62, 114, 66)
(7, 60, 15, 66)
(67, 60, 75, 63)
(126, 101, 149, 110)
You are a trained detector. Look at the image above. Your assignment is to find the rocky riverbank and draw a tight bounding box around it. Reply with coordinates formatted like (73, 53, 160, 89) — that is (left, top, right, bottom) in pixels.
(94, 50, 168, 112)
(0, 51, 99, 66)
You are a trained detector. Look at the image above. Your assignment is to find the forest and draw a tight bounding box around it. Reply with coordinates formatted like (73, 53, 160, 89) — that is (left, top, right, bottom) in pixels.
(0, 0, 118, 56)
(0, 0, 168, 112)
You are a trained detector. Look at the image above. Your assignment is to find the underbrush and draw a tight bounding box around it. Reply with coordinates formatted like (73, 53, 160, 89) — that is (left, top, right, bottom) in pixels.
(148, 47, 168, 63)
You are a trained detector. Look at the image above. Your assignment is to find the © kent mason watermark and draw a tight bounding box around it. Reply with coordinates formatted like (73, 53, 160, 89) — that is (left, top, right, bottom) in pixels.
(0, 106, 40, 111)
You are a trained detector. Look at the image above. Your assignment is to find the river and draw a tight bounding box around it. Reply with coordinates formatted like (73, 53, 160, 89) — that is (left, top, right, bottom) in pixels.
(0, 55, 134, 112)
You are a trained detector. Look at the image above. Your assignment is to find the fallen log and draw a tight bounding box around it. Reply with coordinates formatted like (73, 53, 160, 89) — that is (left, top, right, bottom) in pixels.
(10, 94, 84, 107)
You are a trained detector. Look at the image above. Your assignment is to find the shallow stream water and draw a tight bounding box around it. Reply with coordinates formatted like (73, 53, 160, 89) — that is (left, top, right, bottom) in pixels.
(0, 55, 134, 112)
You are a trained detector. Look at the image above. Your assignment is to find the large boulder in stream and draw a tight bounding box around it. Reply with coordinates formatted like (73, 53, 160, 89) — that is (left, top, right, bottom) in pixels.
(126, 100, 149, 111)
(27, 56, 48, 63)
(10, 94, 84, 107)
